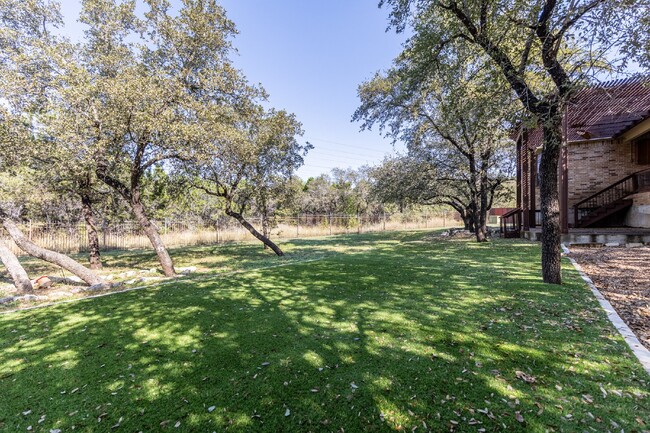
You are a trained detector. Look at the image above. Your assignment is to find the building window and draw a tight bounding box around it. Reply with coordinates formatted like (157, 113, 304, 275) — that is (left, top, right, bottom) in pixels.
(637, 134, 650, 165)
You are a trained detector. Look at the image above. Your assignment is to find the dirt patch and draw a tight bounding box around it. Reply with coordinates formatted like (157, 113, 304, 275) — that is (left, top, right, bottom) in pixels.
(568, 246, 650, 349)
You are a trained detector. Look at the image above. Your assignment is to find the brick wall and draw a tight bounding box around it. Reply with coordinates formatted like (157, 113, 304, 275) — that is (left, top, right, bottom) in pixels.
(567, 140, 650, 206)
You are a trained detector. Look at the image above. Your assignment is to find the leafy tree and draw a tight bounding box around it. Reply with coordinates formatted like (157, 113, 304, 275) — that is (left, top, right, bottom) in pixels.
(355, 47, 514, 241)
(378, 0, 641, 282)
(43, 0, 264, 277)
(0, 0, 106, 287)
(192, 109, 308, 256)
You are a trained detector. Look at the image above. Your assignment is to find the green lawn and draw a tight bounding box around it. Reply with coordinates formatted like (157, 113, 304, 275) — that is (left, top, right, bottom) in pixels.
(0, 231, 648, 432)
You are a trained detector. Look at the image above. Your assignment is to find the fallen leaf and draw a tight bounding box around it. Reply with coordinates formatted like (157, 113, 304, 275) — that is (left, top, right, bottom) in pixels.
(515, 411, 524, 423)
(515, 371, 536, 384)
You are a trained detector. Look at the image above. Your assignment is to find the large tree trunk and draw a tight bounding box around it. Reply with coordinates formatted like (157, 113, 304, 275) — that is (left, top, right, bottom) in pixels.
(1, 218, 105, 287)
(0, 239, 33, 293)
(539, 115, 563, 284)
(472, 196, 487, 242)
(131, 195, 176, 277)
(225, 209, 284, 256)
(81, 193, 102, 270)
(475, 164, 490, 242)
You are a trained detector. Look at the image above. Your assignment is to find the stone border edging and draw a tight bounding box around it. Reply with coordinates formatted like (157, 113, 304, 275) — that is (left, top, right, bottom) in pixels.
(562, 243, 650, 376)
(0, 257, 326, 316)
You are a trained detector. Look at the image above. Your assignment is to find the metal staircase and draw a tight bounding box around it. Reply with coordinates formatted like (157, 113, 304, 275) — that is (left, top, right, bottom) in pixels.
(574, 168, 650, 228)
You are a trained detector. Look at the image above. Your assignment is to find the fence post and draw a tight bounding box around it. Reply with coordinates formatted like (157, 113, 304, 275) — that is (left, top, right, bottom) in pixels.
(357, 213, 361, 234)
(296, 214, 300, 237)
(102, 222, 107, 250)
(328, 213, 332, 235)
(425, 211, 428, 229)
(383, 213, 386, 231)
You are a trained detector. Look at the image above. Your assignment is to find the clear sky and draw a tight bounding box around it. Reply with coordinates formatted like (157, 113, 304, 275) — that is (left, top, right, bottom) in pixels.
(58, 0, 409, 180)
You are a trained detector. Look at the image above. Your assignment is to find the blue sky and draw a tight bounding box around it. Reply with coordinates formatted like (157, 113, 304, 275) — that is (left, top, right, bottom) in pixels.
(59, 0, 408, 180)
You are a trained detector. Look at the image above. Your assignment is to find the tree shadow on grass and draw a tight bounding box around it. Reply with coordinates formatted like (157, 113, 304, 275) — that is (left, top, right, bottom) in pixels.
(0, 232, 648, 432)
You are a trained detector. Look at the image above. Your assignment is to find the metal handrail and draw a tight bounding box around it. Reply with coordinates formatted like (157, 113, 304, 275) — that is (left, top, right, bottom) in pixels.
(574, 168, 650, 226)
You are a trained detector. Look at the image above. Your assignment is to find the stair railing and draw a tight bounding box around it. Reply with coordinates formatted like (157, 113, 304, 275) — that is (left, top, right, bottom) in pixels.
(574, 168, 650, 227)
(501, 208, 522, 237)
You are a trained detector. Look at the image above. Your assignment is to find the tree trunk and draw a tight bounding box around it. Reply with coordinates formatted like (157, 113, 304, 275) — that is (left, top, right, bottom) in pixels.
(131, 196, 176, 277)
(475, 165, 490, 242)
(261, 212, 270, 250)
(1, 218, 105, 287)
(225, 209, 284, 256)
(539, 115, 563, 284)
(81, 193, 102, 270)
(0, 239, 33, 293)
(95, 166, 176, 277)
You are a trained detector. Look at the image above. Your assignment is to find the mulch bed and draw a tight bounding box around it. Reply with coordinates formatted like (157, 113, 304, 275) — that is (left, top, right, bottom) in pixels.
(568, 246, 650, 349)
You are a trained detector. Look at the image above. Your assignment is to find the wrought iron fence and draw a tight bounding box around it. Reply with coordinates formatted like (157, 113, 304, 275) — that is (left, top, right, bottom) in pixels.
(2, 211, 460, 256)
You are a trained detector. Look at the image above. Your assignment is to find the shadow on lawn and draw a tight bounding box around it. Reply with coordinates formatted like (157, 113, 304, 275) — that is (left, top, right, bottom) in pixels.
(0, 231, 648, 432)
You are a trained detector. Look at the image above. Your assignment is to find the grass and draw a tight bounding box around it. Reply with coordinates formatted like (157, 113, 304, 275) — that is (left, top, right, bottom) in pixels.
(0, 231, 648, 432)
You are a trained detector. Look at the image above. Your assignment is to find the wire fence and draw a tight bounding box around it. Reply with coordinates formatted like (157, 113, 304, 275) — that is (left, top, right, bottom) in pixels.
(2, 211, 461, 256)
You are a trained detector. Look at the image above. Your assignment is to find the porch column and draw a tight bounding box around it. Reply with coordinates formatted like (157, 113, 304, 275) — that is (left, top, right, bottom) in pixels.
(560, 108, 569, 234)
(560, 144, 569, 234)
(529, 149, 537, 228)
(516, 138, 522, 209)
(522, 133, 530, 231)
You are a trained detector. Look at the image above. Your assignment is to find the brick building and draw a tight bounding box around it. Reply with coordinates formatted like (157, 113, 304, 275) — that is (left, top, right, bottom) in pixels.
(506, 76, 650, 237)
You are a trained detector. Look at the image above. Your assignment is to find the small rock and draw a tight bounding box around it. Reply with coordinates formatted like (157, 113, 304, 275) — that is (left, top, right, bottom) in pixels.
(86, 283, 110, 292)
(0, 296, 15, 305)
(261, 362, 270, 367)
(32, 276, 52, 290)
(48, 291, 73, 300)
(604, 242, 620, 247)
(208, 406, 216, 413)
(124, 278, 144, 285)
(626, 242, 644, 248)
(285, 408, 291, 417)
(179, 266, 197, 275)
(14, 295, 48, 303)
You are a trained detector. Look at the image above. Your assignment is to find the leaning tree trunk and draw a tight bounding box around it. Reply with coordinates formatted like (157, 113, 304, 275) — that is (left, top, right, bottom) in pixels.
(81, 193, 102, 270)
(131, 196, 176, 277)
(539, 115, 563, 284)
(225, 209, 284, 256)
(261, 215, 270, 250)
(1, 218, 105, 287)
(0, 239, 33, 293)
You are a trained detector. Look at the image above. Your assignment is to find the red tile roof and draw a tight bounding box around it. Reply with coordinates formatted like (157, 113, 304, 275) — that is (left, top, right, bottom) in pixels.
(523, 76, 650, 149)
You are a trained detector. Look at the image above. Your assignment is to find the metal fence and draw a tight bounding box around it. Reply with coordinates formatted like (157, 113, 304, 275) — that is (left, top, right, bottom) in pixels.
(3, 212, 460, 256)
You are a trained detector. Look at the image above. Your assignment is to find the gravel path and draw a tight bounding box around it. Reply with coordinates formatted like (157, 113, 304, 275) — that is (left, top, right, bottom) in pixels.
(568, 246, 650, 349)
